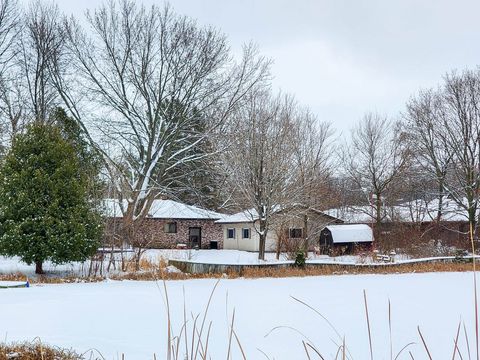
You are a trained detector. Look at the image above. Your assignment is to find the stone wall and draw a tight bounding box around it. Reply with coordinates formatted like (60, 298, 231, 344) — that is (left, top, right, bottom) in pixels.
(105, 217, 224, 249)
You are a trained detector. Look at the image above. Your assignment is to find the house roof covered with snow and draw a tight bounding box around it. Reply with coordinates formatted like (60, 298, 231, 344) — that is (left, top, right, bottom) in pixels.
(325, 197, 471, 224)
(104, 199, 225, 220)
(215, 209, 259, 224)
(324, 206, 377, 224)
(324, 224, 373, 243)
(216, 206, 341, 224)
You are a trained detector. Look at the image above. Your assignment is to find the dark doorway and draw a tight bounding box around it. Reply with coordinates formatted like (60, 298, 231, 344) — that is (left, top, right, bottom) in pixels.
(189, 227, 202, 248)
(319, 228, 333, 255)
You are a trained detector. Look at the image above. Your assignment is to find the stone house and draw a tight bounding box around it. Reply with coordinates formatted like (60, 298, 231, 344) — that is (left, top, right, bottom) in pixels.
(105, 199, 225, 249)
(216, 206, 342, 252)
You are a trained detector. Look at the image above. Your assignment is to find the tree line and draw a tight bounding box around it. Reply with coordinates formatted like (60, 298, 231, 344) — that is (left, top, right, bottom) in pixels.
(0, 0, 478, 266)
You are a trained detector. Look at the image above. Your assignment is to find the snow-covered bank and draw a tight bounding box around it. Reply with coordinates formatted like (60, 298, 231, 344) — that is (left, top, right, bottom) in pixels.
(150, 249, 411, 265)
(0, 249, 469, 278)
(0, 272, 476, 359)
(0, 250, 387, 276)
(0, 256, 90, 277)
(0, 249, 460, 281)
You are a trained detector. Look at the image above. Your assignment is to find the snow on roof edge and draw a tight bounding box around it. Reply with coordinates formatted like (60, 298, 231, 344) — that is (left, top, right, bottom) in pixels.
(104, 199, 226, 220)
(324, 224, 373, 243)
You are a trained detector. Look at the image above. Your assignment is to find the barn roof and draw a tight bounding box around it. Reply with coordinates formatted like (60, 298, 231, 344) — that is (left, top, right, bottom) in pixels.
(216, 205, 341, 224)
(104, 199, 225, 220)
(324, 224, 373, 244)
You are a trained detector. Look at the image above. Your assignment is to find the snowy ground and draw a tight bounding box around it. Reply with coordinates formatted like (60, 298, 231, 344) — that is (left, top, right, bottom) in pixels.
(0, 256, 93, 277)
(0, 249, 412, 277)
(0, 272, 476, 359)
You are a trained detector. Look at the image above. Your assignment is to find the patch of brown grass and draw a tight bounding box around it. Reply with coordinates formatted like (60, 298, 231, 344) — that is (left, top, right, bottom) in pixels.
(109, 269, 224, 281)
(237, 261, 477, 278)
(0, 272, 27, 282)
(121, 257, 158, 272)
(0, 342, 84, 360)
(0, 273, 104, 284)
(116, 260, 478, 280)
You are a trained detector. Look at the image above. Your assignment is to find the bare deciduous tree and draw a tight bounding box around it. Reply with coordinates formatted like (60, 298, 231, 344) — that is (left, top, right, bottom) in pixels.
(0, 0, 64, 149)
(404, 89, 452, 223)
(343, 112, 410, 226)
(222, 91, 298, 260)
(0, 0, 17, 66)
(0, 0, 19, 149)
(441, 69, 480, 236)
(20, 0, 63, 122)
(54, 0, 270, 247)
(292, 109, 334, 247)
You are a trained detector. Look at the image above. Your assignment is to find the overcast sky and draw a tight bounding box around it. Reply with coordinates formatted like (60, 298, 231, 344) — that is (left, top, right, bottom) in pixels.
(53, 0, 480, 135)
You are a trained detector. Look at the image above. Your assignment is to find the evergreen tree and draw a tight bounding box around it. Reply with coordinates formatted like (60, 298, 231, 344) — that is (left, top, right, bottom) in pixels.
(163, 99, 223, 209)
(0, 123, 102, 274)
(50, 107, 104, 202)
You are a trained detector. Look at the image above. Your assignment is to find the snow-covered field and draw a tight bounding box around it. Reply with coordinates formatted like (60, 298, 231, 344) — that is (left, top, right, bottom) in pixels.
(0, 272, 476, 359)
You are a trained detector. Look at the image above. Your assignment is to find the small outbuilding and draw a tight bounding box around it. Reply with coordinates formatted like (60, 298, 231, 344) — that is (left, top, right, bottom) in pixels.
(319, 224, 373, 255)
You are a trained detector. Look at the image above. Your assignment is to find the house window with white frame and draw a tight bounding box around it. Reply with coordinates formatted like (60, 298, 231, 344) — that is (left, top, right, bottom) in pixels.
(242, 228, 250, 239)
(227, 228, 235, 239)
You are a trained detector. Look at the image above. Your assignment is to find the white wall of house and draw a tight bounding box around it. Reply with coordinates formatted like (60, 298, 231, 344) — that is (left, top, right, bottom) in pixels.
(222, 223, 277, 252)
(218, 209, 340, 253)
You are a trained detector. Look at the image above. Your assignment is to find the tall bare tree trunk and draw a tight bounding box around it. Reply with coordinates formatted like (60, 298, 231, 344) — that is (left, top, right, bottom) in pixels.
(120, 219, 136, 271)
(436, 179, 445, 223)
(375, 193, 382, 226)
(275, 231, 281, 260)
(469, 207, 477, 242)
(258, 219, 266, 260)
(122, 217, 135, 248)
(303, 213, 309, 254)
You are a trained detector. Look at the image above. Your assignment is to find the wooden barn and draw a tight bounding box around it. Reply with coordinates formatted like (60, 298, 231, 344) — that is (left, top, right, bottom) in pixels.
(319, 224, 373, 255)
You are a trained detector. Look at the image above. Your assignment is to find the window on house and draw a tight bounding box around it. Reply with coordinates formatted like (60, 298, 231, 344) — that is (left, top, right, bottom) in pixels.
(289, 228, 303, 238)
(242, 228, 250, 239)
(164, 222, 177, 233)
(227, 228, 235, 239)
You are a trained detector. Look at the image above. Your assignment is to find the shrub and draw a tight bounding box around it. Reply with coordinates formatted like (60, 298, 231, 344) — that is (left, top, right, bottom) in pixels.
(294, 250, 306, 267)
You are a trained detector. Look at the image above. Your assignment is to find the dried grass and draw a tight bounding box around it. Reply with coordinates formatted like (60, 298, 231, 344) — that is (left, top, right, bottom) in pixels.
(0, 273, 104, 284)
(0, 342, 83, 360)
(237, 261, 477, 278)
(110, 260, 480, 281)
